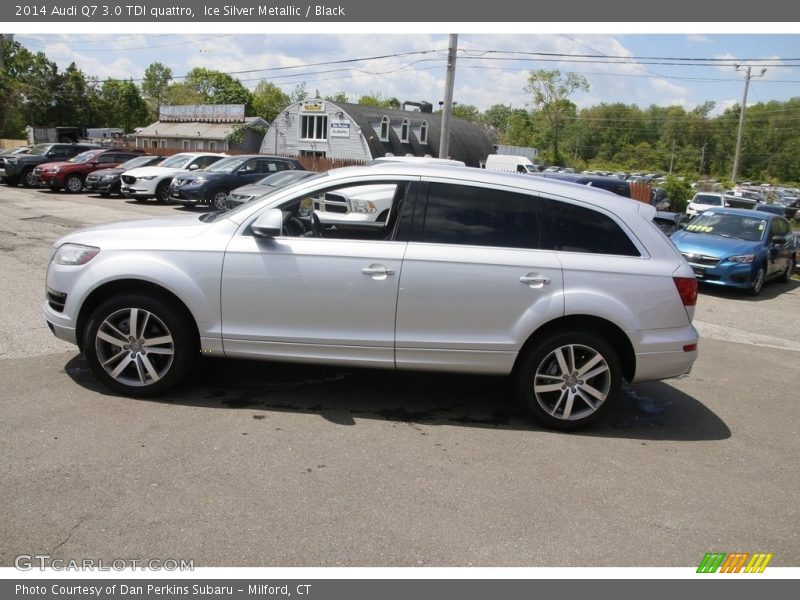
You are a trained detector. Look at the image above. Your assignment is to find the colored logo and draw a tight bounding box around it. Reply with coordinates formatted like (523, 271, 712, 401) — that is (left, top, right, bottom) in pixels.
(697, 552, 773, 573)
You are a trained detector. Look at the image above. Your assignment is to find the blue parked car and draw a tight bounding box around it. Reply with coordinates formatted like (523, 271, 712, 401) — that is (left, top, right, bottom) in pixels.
(670, 208, 796, 296)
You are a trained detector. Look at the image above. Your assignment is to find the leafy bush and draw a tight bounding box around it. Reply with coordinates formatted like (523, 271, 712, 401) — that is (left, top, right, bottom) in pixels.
(661, 175, 694, 213)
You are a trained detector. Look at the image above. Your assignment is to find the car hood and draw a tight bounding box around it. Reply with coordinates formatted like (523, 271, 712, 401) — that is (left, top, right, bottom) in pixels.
(38, 161, 75, 170)
(124, 165, 192, 178)
(671, 230, 761, 258)
(175, 172, 228, 182)
(53, 215, 215, 250)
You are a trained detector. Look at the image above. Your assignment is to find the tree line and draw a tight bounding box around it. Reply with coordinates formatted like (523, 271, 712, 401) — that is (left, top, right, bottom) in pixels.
(1, 38, 797, 184)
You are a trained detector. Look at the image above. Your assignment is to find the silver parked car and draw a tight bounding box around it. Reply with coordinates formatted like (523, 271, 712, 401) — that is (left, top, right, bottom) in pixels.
(44, 164, 699, 430)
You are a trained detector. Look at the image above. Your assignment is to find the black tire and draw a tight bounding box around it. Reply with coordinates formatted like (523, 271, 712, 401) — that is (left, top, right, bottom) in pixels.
(516, 330, 622, 431)
(64, 174, 84, 193)
(748, 265, 766, 296)
(83, 293, 197, 397)
(99, 192, 110, 198)
(210, 188, 230, 210)
(779, 257, 795, 283)
(5, 176, 20, 186)
(21, 168, 37, 188)
(155, 180, 171, 203)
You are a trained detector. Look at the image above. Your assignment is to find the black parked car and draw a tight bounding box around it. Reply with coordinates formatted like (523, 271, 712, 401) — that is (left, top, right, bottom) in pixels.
(0, 143, 101, 187)
(84, 154, 166, 196)
(170, 155, 304, 209)
(534, 172, 632, 198)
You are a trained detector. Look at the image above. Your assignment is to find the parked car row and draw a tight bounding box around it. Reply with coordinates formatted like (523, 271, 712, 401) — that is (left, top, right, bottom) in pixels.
(686, 191, 800, 220)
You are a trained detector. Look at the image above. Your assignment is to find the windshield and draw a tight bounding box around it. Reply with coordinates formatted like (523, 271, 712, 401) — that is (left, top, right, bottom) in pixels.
(68, 150, 100, 164)
(523, 165, 537, 173)
(29, 144, 54, 156)
(684, 212, 767, 241)
(160, 154, 193, 169)
(205, 157, 246, 173)
(693, 194, 722, 206)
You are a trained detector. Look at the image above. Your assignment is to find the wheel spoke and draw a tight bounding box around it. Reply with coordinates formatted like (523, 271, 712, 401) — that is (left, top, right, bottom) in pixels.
(576, 388, 598, 409)
(137, 311, 151, 339)
(110, 355, 134, 379)
(579, 383, 606, 402)
(551, 389, 568, 415)
(128, 309, 139, 341)
(139, 355, 162, 382)
(561, 390, 576, 419)
(101, 348, 128, 367)
(583, 364, 609, 381)
(554, 347, 570, 376)
(97, 330, 127, 348)
(567, 345, 576, 372)
(102, 321, 130, 343)
(134, 355, 148, 384)
(534, 382, 564, 394)
(143, 334, 172, 347)
(142, 346, 173, 356)
(577, 353, 603, 377)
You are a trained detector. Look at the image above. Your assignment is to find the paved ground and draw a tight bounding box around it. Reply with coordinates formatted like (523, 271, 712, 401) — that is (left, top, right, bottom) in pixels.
(0, 184, 798, 567)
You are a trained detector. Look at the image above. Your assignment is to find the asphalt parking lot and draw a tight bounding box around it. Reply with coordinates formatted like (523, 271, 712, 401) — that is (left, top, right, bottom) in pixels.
(1, 185, 799, 568)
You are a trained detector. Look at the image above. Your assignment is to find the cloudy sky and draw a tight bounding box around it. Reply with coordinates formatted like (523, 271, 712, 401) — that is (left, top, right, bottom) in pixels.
(12, 33, 800, 115)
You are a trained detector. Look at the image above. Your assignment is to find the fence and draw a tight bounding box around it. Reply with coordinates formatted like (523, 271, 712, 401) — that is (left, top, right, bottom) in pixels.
(1, 139, 27, 150)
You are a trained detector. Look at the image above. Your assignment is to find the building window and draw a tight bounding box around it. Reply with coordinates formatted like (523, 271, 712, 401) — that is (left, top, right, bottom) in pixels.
(159, 139, 167, 148)
(299, 149, 326, 158)
(420, 121, 429, 145)
(182, 140, 190, 150)
(150, 140, 158, 148)
(380, 116, 390, 142)
(400, 118, 410, 143)
(195, 140, 204, 151)
(208, 141, 217, 151)
(300, 114, 328, 140)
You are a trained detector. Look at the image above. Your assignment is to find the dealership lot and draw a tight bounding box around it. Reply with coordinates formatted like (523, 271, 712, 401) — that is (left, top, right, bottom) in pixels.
(1, 185, 799, 567)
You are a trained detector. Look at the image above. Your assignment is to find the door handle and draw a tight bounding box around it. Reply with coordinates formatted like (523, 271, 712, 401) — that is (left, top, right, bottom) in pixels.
(362, 265, 395, 278)
(520, 275, 551, 288)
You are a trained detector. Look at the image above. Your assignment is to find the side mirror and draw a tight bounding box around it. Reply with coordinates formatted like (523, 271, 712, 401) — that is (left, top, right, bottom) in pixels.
(678, 222, 688, 229)
(251, 209, 284, 238)
(188, 164, 200, 171)
(771, 236, 786, 245)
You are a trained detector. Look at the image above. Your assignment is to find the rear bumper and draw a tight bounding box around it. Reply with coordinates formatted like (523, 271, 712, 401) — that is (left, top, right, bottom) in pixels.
(630, 324, 699, 382)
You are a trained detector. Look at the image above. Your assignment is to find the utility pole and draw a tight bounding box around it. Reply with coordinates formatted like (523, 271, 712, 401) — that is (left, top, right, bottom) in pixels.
(731, 65, 767, 184)
(439, 34, 458, 160)
(669, 137, 676, 174)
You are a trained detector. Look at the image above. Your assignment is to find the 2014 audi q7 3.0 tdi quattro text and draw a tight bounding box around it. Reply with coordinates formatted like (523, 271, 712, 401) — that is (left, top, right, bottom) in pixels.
(44, 164, 699, 430)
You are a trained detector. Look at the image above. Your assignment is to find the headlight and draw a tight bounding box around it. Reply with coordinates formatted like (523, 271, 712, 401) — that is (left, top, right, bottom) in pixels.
(728, 254, 755, 264)
(351, 199, 377, 214)
(50, 167, 61, 173)
(100, 175, 115, 181)
(187, 177, 206, 186)
(137, 175, 157, 180)
(53, 244, 100, 265)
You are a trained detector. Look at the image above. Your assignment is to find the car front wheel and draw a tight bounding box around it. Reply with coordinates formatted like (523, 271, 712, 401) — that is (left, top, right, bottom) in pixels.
(516, 331, 621, 430)
(65, 174, 83, 193)
(83, 294, 197, 396)
(749, 265, 766, 296)
(210, 188, 229, 210)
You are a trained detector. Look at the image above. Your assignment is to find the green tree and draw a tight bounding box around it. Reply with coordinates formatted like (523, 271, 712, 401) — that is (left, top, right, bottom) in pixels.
(251, 81, 290, 122)
(325, 91, 349, 103)
(661, 175, 694, 212)
(184, 67, 253, 113)
(525, 70, 589, 165)
(162, 82, 204, 107)
(100, 79, 149, 132)
(141, 62, 173, 119)
(356, 92, 400, 109)
(451, 103, 480, 122)
(289, 83, 308, 103)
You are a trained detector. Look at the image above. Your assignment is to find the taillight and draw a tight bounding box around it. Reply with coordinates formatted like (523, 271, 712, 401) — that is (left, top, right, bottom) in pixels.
(673, 276, 698, 307)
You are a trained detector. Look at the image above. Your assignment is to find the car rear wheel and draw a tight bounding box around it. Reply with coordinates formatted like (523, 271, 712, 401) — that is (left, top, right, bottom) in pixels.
(748, 265, 766, 296)
(65, 174, 84, 193)
(780, 258, 795, 283)
(210, 188, 230, 210)
(516, 331, 621, 431)
(83, 294, 197, 397)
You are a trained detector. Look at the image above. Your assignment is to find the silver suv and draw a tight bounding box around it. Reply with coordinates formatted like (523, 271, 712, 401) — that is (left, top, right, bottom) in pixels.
(44, 164, 699, 430)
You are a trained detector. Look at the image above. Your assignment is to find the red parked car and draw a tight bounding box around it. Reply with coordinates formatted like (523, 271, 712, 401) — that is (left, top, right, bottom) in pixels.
(33, 148, 145, 193)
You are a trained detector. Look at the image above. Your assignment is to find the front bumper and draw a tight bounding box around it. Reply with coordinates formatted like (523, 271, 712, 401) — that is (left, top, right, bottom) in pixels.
(85, 178, 117, 193)
(688, 260, 757, 289)
(120, 185, 155, 198)
(170, 187, 209, 205)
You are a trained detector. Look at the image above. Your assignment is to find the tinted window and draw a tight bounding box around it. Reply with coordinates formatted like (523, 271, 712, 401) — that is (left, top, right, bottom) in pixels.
(537, 197, 640, 256)
(418, 183, 540, 250)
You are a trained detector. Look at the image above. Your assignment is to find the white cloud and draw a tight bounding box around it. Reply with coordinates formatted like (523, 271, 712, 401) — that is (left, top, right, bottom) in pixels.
(687, 34, 711, 43)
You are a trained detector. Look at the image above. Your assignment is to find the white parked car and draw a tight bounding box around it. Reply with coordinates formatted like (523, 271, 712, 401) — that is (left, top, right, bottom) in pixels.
(44, 164, 699, 430)
(686, 192, 725, 217)
(119, 152, 226, 202)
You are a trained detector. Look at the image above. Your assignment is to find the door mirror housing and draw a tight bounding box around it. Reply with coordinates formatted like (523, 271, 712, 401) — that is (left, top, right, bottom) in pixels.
(251, 209, 284, 238)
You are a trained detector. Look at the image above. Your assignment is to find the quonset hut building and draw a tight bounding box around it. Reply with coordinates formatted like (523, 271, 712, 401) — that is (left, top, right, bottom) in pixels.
(259, 99, 493, 167)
